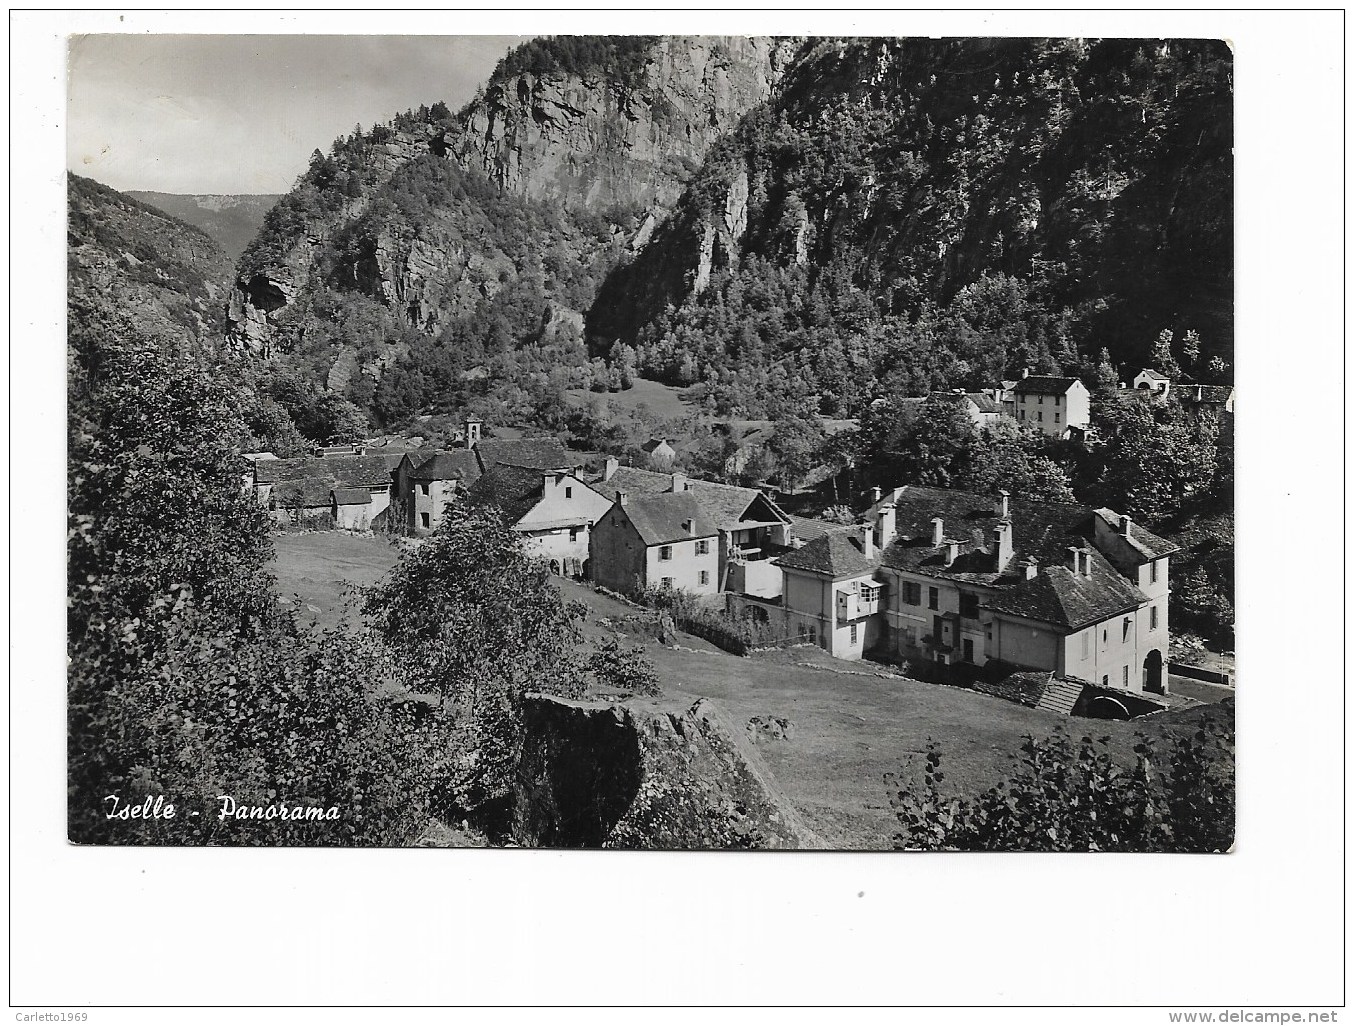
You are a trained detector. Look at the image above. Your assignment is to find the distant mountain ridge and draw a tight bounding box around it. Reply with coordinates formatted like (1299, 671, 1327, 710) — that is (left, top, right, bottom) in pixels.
(128, 191, 280, 262)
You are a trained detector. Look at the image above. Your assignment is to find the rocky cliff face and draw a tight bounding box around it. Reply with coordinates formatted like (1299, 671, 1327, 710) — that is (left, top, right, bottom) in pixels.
(457, 36, 797, 212)
(228, 36, 799, 358)
(513, 694, 818, 849)
(592, 37, 1234, 377)
(68, 173, 234, 349)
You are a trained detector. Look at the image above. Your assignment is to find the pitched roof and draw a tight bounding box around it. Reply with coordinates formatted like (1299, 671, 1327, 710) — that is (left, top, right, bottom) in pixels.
(331, 487, 372, 506)
(1092, 509, 1179, 561)
(409, 450, 481, 483)
(474, 437, 578, 472)
(776, 531, 881, 578)
(687, 480, 787, 530)
(1013, 376, 1079, 395)
(620, 492, 718, 546)
(255, 455, 390, 487)
(982, 562, 1146, 630)
(966, 392, 1003, 414)
(640, 437, 673, 453)
(464, 463, 546, 526)
(271, 478, 335, 508)
(878, 484, 1092, 583)
(787, 515, 853, 543)
(588, 464, 674, 502)
(1179, 384, 1234, 404)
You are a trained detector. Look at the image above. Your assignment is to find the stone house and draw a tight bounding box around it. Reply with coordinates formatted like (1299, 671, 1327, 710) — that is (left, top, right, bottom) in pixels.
(588, 462, 793, 590)
(466, 463, 613, 576)
(252, 454, 391, 527)
(770, 527, 889, 660)
(331, 487, 376, 530)
(589, 491, 720, 596)
(403, 451, 481, 535)
(1132, 368, 1172, 399)
(1012, 375, 1091, 439)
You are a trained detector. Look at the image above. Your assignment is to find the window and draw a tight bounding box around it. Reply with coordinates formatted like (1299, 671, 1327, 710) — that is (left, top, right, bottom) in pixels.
(1019, 410, 1025, 420)
(1123, 665, 1130, 687)
(962, 638, 974, 662)
(1103, 628, 1108, 644)
(420, 482, 429, 496)
(1150, 560, 1159, 584)
(1037, 411, 1043, 422)
(1102, 675, 1110, 686)
(850, 624, 859, 644)
(565, 486, 572, 499)
(959, 593, 979, 619)
(569, 527, 580, 543)
(661, 577, 674, 589)
(1054, 395, 1061, 406)
(699, 570, 710, 587)
(928, 587, 939, 610)
(903, 582, 921, 605)
(420, 512, 430, 529)
(695, 539, 710, 556)
(1122, 617, 1131, 642)
(1150, 606, 1159, 630)
(1054, 412, 1060, 423)
(1038, 395, 1044, 405)
(658, 545, 672, 561)
(861, 584, 879, 602)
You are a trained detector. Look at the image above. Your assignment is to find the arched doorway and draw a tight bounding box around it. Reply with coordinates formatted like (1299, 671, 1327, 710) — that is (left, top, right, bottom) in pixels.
(1088, 695, 1131, 720)
(549, 559, 562, 576)
(1143, 650, 1165, 694)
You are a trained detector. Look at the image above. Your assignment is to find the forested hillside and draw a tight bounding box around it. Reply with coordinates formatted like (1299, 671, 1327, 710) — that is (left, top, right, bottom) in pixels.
(226, 35, 795, 431)
(127, 191, 280, 261)
(67, 172, 235, 353)
(594, 37, 1233, 418)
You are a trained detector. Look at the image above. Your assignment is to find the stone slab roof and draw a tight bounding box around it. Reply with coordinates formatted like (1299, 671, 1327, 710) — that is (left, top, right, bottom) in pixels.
(409, 450, 481, 484)
(254, 454, 390, 488)
(622, 492, 718, 546)
(776, 532, 880, 578)
(475, 437, 579, 472)
(1013, 376, 1080, 395)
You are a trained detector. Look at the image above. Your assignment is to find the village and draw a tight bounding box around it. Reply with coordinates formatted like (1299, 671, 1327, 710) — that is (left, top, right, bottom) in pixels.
(245, 366, 1235, 728)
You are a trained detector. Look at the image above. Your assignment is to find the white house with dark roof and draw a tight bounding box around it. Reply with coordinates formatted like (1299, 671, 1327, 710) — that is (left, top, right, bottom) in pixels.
(862, 485, 1176, 691)
(1012, 375, 1091, 439)
(465, 463, 611, 576)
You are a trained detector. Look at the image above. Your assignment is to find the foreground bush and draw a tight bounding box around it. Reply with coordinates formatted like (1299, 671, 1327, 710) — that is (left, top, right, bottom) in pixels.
(632, 583, 780, 655)
(888, 710, 1235, 852)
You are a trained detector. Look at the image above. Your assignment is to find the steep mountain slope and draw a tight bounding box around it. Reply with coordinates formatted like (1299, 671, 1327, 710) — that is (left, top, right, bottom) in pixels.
(592, 37, 1233, 417)
(228, 35, 798, 365)
(68, 173, 234, 351)
(127, 192, 281, 262)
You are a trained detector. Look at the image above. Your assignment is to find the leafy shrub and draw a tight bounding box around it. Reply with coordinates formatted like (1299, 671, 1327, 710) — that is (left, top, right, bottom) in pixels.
(887, 712, 1235, 852)
(632, 583, 780, 656)
(587, 636, 661, 696)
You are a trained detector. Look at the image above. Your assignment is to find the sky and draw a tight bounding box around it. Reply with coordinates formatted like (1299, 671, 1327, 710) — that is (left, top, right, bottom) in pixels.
(66, 34, 530, 194)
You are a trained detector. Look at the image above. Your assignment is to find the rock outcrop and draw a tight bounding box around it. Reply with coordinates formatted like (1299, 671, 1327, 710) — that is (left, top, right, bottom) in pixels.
(226, 36, 799, 356)
(458, 36, 797, 212)
(513, 694, 818, 849)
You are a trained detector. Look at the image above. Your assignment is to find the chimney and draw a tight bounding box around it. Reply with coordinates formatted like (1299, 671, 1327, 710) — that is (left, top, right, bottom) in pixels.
(671, 472, 688, 493)
(931, 517, 944, 546)
(875, 502, 897, 550)
(945, 539, 961, 566)
(1023, 557, 1039, 580)
(603, 456, 619, 482)
(1120, 515, 1132, 538)
(994, 489, 1010, 519)
(616, 490, 629, 506)
(464, 416, 481, 450)
(992, 520, 1013, 572)
(861, 524, 876, 560)
(871, 485, 882, 503)
(1067, 546, 1082, 574)
(1081, 549, 1093, 577)
(682, 518, 694, 536)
